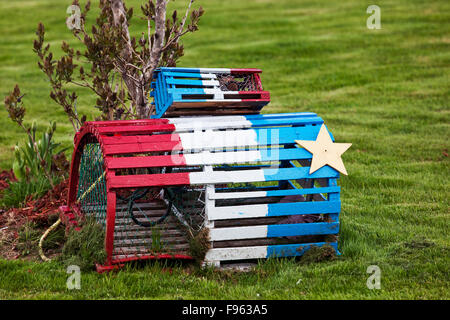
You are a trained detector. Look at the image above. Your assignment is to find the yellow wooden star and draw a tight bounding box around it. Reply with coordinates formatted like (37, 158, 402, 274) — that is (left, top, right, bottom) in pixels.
(295, 124, 352, 175)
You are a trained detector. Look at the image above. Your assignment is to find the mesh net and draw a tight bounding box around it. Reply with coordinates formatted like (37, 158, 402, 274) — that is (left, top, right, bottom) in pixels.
(166, 186, 206, 233)
(76, 142, 107, 227)
(112, 185, 205, 258)
(216, 73, 259, 91)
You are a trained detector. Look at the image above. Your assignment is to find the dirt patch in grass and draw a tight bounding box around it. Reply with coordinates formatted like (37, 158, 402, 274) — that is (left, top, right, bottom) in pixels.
(0, 179, 68, 261)
(300, 244, 337, 264)
(404, 237, 436, 250)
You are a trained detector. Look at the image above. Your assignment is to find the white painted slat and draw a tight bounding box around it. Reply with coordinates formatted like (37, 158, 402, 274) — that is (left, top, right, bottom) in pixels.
(209, 225, 268, 241)
(208, 190, 268, 200)
(168, 115, 248, 124)
(193, 73, 217, 79)
(184, 150, 262, 166)
(168, 72, 217, 79)
(202, 89, 239, 95)
(186, 99, 242, 102)
(198, 68, 231, 74)
(205, 246, 267, 262)
(200, 80, 220, 86)
(189, 169, 266, 185)
(206, 204, 268, 220)
(178, 129, 258, 150)
(171, 119, 253, 132)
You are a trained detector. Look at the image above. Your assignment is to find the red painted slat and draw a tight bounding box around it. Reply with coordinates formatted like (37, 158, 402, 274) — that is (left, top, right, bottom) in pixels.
(103, 141, 182, 155)
(109, 172, 190, 188)
(102, 133, 180, 145)
(106, 154, 187, 169)
(85, 119, 168, 127)
(96, 124, 176, 135)
(237, 91, 270, 100)
(231, 68, 262, 74)
(105, 191, 116, 264)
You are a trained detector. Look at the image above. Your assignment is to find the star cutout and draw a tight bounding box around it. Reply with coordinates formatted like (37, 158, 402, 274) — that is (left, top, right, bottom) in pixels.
(295, 124, 352, 175)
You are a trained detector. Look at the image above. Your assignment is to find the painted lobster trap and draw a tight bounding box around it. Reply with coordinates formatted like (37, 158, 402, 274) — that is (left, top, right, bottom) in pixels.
(61, 112, 342, 270)
(150, 67, 270, 118)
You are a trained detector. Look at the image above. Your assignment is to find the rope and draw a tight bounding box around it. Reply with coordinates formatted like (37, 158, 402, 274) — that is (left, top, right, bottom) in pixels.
(38, 218, 61, 262)
(77, 171, 106, 202)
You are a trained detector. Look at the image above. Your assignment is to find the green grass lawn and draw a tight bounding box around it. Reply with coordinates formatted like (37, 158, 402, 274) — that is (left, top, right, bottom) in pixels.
(0, 0, 449, 299)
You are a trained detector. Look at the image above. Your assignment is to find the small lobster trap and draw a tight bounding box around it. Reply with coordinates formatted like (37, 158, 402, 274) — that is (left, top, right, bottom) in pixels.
(61, 112, 342, 270)
(150, 67, 270, 118)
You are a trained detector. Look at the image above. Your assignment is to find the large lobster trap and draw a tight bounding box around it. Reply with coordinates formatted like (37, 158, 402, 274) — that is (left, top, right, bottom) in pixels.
(150, 67, 270, 118)
(61, 112, 342, 271)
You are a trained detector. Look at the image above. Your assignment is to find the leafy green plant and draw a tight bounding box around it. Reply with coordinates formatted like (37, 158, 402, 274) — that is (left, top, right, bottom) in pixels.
(188, 227, 210, 265)
(4, 85, 69, 190)
(0, 175, 61, 209)
(12, 120, 67, 182)
(59, 216, 107, 271)
(150, 226, 164, 253)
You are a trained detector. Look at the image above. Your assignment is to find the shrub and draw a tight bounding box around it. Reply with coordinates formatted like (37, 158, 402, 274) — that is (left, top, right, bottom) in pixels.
(59, 217, 107, 271)
(0, 175, 61, 209)
(13, 121, 67, 182)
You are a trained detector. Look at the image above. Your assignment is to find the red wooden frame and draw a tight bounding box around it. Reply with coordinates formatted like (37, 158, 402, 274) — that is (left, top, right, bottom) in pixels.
(62, 119, 194, 272)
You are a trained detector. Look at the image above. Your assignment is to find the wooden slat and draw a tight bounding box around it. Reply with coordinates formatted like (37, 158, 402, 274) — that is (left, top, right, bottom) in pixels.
(113, 243, 190, 254)
(165, 78, 220, 86)
(209, 222, 339, 241)
(212, 235, 325, 248)
(112, 252, 191, 261)
(210, 186, 340, 200)
(114, 209, 168, 218)
(114, 229, 185, 238)
(106, 148, 314, 170)
(86, 119, 167, 127)
(114, 236, 188, 247)
(109, 166, 339, 189)
(102, 133, 178, 146)
(205, 242, 338, 262)
(164, 72, 217, 79)
(97, 124, 175, 135)
(103, 141, 181, 155)
(208, 200, 341, 221)
(166, 108, 261, 117)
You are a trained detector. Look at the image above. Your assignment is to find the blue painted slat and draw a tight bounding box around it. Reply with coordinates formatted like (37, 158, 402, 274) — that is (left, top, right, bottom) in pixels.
(164, 72, 209, 78)
(266, 222, 339, 238)
(244, 112, 317, 120)
(160, 67, 201, 73)
(267, 242, 338, 258)
(223, 148, 315, 162)
(266, 200, 341, 216)
(251, 125, 322, 145)
(166, 78, 213, 86)
(249, 117, 324, 129)
(213, 186, 340, 199)
(328, 178, 340, 224)
(156, 72, 164, 115)
(265, 186, 340, 197)
(262, 165, 339, 181)
(168, 88, 209, 95)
